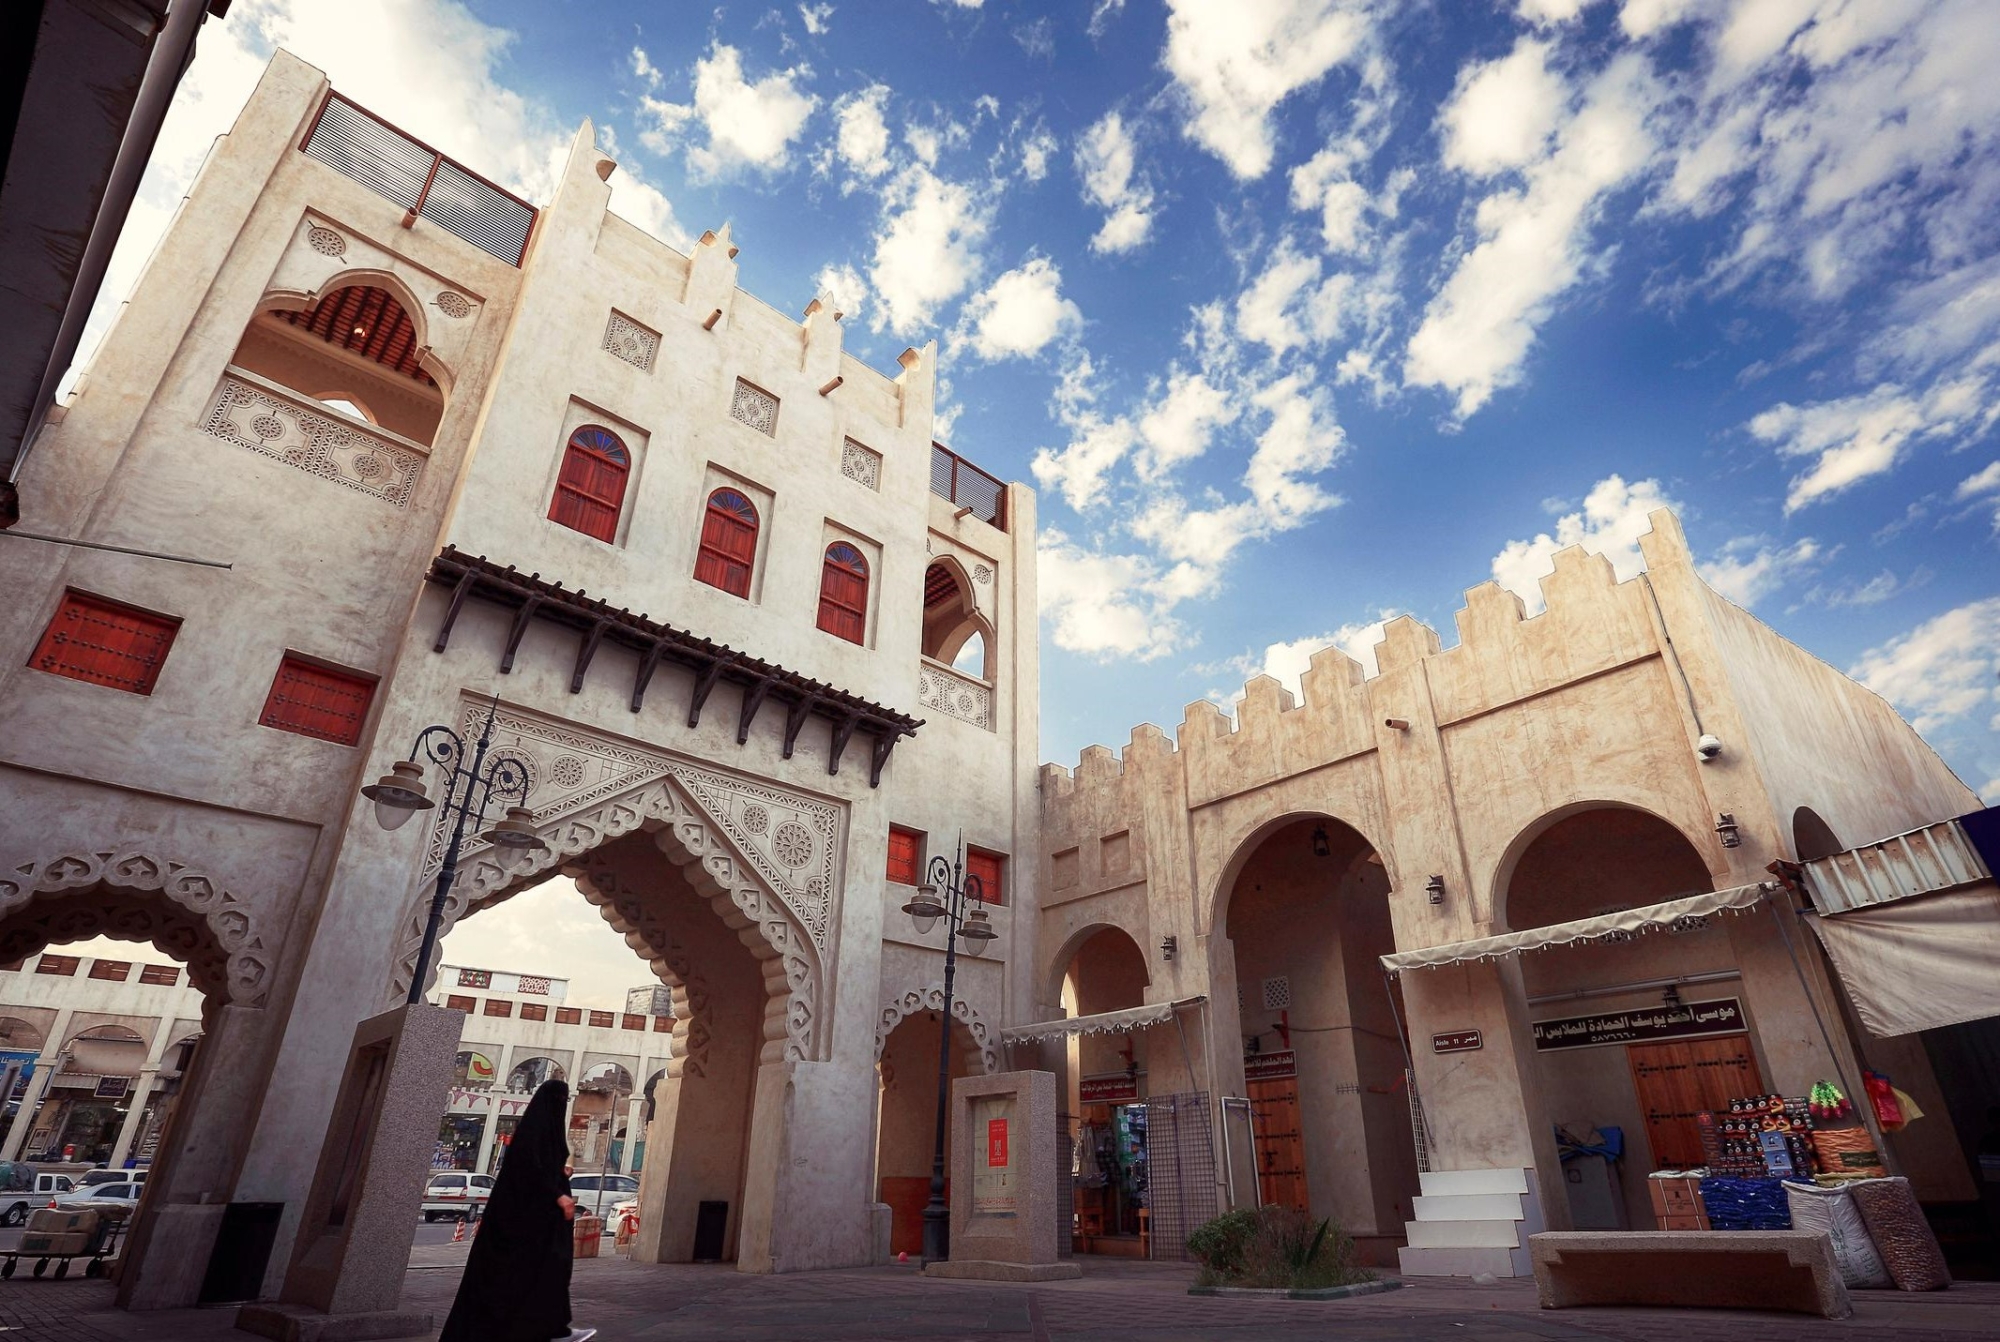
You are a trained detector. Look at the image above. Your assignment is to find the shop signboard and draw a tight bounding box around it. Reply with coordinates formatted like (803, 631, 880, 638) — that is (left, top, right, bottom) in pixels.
(1432, 1030, 1482, 1053)
(971, 1094, 1017, 1215)
(1532, 997, 1746, 1051)
(1079, 1072, 1139, 1103)
(93, 1075, 131, 1100)
(1243, 1050, 1297, 1082)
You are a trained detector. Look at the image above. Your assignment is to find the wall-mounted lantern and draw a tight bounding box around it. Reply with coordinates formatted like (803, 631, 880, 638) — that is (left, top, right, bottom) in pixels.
(1715, 813, 1741, 848)
(1310, 825, 1331, 858)
(1425, 875, 1446, 905)
(1160, 935, 1177, 961)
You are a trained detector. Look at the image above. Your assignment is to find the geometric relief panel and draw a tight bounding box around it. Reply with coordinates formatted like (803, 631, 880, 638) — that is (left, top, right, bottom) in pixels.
(202, 372, 425, 508)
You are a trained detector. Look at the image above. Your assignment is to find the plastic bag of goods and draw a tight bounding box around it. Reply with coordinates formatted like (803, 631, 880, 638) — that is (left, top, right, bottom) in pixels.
(1783, 1181, 1890, 1288)
(1847, 1177, 1950, 1291)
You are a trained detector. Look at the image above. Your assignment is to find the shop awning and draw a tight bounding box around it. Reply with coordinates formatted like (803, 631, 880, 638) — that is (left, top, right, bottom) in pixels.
(1379, 883, 1771, 973)
(1809, 884, 2000, 1037)
(999, 996, 1207, 1045)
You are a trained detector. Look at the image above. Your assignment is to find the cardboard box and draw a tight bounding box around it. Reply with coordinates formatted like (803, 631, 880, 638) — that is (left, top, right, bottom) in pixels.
(19, 1231, 89, 1255)
(24, 1208, 94, 1235)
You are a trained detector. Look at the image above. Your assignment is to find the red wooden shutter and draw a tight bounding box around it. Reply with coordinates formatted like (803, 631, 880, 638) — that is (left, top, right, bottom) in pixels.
(817, 544, 869, 644)
(548, 426, 629, 542)
(886, 827, 920, 885)
(965, 848, 1004, 905)
(694, 489, 758, 597)
(29, 591, 180, 695)
(259, 656, 376, 745)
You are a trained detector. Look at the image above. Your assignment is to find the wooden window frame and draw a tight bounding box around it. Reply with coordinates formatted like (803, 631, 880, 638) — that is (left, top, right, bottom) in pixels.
(258, 654, 377, 746)
(482, 999, 513, 1018)
(555, 1007, 583, 1025)
(816, 542, 870, 645)
(887, 826, 922, 886)
(445, 994, 476, 1012)
(548, 425, 630, 543)
(28, 590, 181, 696)
(519, 1002, 548, 1022)
(965, 847, 1005, 906)
(694, 487, 759, 598)
(588, 1010, 616, 1029)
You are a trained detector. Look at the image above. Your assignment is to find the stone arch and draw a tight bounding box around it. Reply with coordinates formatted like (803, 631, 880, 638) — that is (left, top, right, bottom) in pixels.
(874, 983, 1000, 1075)
(573, 852, 713, 1080)
(1208, 810, 1384, 938)
(0, 1018, 44, 1052)
(388, 772, 826, 1063)
(254, 266, 444, 383)
(0, 850, 271, 1004)
(1043, 921, 1151, 1015)
(1491, 799, 1720, 934)
(506, 1056, 566, 1091)
(1792, 807, 1844, 863)
(921, 555, 993, 676)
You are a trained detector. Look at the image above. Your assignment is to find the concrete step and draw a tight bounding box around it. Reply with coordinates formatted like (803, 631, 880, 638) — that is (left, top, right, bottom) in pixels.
(1396, 1243, 1532, 1278)
(1403, 1218, 1526, 1249)
(1410, 1192, 1525, 1223)
(1418, 1168, 1530, 1198)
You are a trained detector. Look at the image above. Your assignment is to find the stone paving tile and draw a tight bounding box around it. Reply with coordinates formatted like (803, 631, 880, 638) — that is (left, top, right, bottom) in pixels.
(6, 1255, 1998, 1341)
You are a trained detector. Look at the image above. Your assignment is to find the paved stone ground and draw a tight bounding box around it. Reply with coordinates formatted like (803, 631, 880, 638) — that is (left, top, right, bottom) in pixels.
(5, 1246, 1997, 1342)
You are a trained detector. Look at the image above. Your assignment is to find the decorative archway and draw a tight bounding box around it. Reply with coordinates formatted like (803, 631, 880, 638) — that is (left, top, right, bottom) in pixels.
(0, 850, 271, 1004)
(1043, 920, 1152, 1015)
(1488, 797, 1726, 930)
(573, 853, 712, 1080)
(874, 983, 1000, 1075)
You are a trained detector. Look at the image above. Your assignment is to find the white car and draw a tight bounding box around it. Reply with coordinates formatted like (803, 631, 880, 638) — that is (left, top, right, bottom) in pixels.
(76, 1168, 147, 1189)
(566, 1173, 639, 1217)
(420, 1171, 494, 1221)
(52, 1180, 142, 1212)
(0, 1172, 74, 1226)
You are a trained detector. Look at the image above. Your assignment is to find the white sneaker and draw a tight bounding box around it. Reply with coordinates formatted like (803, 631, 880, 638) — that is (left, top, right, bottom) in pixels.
(563, 1330, 597, 1342)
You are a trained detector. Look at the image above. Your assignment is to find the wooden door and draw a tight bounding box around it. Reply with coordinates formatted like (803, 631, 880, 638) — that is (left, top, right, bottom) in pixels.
(1627, 1036, 1761, 1168)
(1247, 1078, 1308, 1210)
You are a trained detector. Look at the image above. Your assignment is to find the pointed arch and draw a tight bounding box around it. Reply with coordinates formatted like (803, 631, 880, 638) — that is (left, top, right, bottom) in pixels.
(874, 982, 1000, 1074)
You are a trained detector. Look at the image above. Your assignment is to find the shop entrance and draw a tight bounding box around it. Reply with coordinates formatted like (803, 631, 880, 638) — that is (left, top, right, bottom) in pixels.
(1072, 1102, 1149, 1255)
(1628, 1037, 1762, 1168)
(1246, 1073, 1307, 1210)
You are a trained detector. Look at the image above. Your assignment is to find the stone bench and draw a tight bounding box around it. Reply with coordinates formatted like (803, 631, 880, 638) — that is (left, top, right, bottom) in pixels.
(1529, 1231, 1852, 1319)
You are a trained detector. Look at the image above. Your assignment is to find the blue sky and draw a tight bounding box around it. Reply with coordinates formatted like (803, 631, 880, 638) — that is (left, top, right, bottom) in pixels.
(96, 0, 2000, 815)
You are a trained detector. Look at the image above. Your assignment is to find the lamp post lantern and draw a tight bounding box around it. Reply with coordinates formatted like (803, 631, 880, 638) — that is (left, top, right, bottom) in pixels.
(900, 845, 995, 1264)
(361, 695, 547, 1006)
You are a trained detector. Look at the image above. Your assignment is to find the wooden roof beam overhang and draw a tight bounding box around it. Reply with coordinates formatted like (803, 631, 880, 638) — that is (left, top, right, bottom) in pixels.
(425, 547, 921, 787)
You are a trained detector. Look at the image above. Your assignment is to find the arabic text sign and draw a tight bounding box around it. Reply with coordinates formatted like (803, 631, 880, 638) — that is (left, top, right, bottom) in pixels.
(1433, 1030, 1482, 1053)
(1532, 997, 1746, 1051)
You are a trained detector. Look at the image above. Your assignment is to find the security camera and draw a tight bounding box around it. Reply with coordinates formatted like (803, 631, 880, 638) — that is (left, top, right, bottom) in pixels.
(1695, 734, 1724, 761)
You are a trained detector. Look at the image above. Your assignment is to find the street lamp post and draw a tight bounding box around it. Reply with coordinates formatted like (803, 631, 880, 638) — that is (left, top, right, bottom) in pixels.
(900, 846, 997, 1265)
(361, 696, 548, 1005)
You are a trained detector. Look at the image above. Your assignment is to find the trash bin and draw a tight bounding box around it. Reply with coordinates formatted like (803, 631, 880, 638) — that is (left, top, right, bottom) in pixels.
(198, 1201, 283, 1303)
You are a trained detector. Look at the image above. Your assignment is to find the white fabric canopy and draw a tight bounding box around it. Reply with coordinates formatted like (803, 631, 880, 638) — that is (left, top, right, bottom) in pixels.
(1379, 883, 1771, 973)
(1809, 885, 2000, 1037)
(999, 996, 1206, 1045)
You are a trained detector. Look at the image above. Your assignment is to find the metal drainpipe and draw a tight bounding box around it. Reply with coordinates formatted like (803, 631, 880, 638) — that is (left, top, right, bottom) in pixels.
(8, 0, 215, 487)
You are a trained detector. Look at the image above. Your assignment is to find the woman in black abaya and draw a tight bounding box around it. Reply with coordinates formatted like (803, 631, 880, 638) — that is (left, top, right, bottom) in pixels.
(439, 1078, 584, 1342)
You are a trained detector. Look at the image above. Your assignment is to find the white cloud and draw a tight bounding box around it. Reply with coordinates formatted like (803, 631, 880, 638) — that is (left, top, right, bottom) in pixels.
(1162, 0, 1378, 180)
(1520, 0, 1601, 22)
(1019, 126, 1058, 182)
(1089, 0, 1128, 39)
(1748, 375, 1995, 513)
(1230, 611, 1405, 699)
(813, 263, 868, 323)
(1038, 529, 1185, 662)
(1953, 460, 2000, 500)
(1015, 18, 1055, 60)
(1698, 535, 1823, 608)
(1234, 238, 1360, 356)
(958, 257, 1082, 361)
(1076, 112, 1155, 254)
(1438, 39, 1568, 176)
(1406, 52, 1659, 418)
(799, 3, 834, 35)
(1491, 475, 1677, 613)
(1852, 597, 2000, 734)
(866, 165, 990, 335)
(1137, 370, 1236, 481)
(631, 46, 665, 89)
(1032, 415, 1136, 513)
(637, 43, 818, 180)
(832, 84, 893, 180)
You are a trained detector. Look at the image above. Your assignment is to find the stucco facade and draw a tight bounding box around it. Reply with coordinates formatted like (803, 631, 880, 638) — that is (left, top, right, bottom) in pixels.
(0, 52, 1038, 1306)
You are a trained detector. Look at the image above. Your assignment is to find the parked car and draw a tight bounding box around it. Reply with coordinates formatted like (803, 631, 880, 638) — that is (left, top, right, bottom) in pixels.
(0, 1165, 74, 1227)
(52, 1181, 142, 1212)
(75, 1169, 147, 1189)
(566, 1173, 639, 1217)
(420, 1172, 494, 1221)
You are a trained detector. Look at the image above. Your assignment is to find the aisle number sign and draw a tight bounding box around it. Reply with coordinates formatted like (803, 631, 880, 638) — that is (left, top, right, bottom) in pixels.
(971, 1095, 1017, 1215)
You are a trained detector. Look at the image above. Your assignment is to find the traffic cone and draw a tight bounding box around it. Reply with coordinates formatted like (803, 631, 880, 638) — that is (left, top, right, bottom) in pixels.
(452, 1218, 465, 1243)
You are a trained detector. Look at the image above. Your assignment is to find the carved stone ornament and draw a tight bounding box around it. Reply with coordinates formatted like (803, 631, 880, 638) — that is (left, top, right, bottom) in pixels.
(918, 662, 993, 731)
(395, 700, 841, 1061)
(0, 850, 272, 1004)
(572, 853, 712, 1079)
(974, 564, 992, 585)
(841, 439, 881, 490)
(875, 982, 1000, 1074)
(603, 311, 660, 372)
(435, 291, 473, 319)
(307, 225, 347, 257)
(203, 373, 424, 508)
(730, 379, 778, 436)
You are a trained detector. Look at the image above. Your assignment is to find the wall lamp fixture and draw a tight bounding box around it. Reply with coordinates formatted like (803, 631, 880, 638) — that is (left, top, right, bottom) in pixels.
(1310, 825, 1332, 858)
(1160, 935, 1177, 961)
(1425, 875, 1446, 905)
(1715, 813, 1742, 848)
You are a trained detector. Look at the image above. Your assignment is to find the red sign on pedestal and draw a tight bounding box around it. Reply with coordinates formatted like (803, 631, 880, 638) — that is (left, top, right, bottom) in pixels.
(987, 1117, 1009, 1167)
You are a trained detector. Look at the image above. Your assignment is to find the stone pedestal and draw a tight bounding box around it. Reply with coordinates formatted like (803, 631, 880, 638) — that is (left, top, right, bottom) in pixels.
(923, 1070, 1080, 1282)
(235, 1004, 457, 1340)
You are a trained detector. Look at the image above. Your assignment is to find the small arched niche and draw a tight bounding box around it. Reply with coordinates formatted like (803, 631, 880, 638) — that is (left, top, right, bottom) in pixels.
(231, 282, 445, 444)
(921, 559, 991, 680)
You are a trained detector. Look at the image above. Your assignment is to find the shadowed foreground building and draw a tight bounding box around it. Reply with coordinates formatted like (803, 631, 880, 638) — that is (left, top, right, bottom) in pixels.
(0, 43, 1991, 1317)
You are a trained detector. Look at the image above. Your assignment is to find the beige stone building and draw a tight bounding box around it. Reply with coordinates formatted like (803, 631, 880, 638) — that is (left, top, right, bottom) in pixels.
(0, 51, 1036, 1306)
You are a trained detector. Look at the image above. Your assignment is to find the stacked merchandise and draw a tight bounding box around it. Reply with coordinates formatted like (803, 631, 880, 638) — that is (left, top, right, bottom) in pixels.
(1783, 1176, 1951, 1292)
(1697, 1176, 1791, 1230)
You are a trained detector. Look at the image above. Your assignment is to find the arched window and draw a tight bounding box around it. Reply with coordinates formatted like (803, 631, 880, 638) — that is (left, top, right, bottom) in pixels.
(548, 426, 629, 542)
(694, 488, 758, 598)
(817, 543, 869, 644)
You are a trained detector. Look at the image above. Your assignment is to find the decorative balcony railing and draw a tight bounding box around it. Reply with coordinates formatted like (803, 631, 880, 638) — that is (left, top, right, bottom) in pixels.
(201, 368, 428, 508)
(930, 443, 1006, 531)
(918, 657, 994, 731)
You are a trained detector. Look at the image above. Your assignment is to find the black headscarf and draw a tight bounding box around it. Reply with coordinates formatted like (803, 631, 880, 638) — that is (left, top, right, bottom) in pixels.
(439, 1079, 574, 1342)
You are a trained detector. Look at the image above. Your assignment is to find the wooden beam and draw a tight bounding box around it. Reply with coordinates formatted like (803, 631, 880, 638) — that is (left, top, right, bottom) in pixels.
(868, 732, 899, 789)
(499, 597, 541, 673)
(687, 656, 734, 728)
(569, 619, 610, 694)
(826, 713, 860, 777)
(781, 694, 819, 760)
(736, 678, 773, 744)
(432, 569, 477, 652)
(629, 640, 666, 713)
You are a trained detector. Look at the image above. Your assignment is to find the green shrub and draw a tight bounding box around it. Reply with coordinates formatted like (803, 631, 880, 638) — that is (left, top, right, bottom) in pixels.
(1185, 1206, 1369, 1291)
